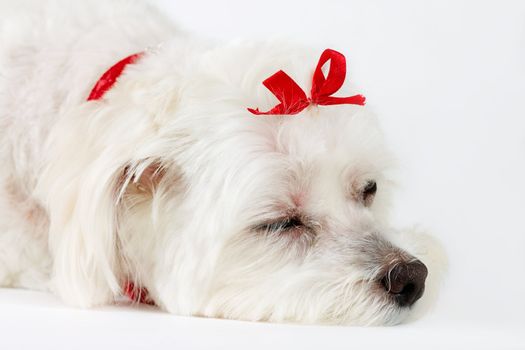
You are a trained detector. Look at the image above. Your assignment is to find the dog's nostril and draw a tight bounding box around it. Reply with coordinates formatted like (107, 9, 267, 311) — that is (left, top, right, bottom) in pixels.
(380, 260, 428, 307)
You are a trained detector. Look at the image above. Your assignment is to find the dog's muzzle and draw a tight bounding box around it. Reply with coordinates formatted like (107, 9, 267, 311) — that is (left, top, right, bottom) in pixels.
(380, 260, 428, 307)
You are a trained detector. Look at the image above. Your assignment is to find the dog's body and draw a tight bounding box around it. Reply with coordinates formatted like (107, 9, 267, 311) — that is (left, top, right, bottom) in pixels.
(0, 1, 435, 325)
(0, 1, 177, 292)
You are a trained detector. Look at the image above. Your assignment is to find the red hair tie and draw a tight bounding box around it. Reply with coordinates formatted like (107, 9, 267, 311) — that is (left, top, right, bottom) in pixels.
(248, 49, 365, 115)
(87, 52, 144, 101)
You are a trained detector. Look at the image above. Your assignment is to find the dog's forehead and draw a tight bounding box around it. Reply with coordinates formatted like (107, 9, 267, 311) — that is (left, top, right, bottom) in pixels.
(183, 44, 389, 201)
(206, 107, 391, 223)
(219, 108, 390, 210)
(269, 108, 387, 172)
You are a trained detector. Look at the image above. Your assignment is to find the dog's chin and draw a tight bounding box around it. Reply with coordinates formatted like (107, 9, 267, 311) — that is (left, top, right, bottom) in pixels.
(377, 307, 409, 327)
(195, 277, 414, 326)
(199, 303, 406, 326)
(331, 296, 410, 326)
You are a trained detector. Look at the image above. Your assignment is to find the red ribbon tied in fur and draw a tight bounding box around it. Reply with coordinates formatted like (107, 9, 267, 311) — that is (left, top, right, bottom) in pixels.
(248, 49, 365, 115)
(87, 53, 144, 101)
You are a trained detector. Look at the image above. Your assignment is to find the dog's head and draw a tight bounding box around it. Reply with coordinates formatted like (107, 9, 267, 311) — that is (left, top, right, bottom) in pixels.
(116, 42, 435, 325)
(43, 42, 436, 325)
(174, 109, 428, 325)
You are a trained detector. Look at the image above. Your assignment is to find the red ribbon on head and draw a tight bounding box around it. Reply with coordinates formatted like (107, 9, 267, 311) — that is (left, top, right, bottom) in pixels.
(87, 52, 144, 101)
(248, 49, 365, 115)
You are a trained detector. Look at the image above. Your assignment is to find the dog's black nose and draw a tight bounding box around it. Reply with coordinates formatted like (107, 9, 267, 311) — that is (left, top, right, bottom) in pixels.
(381, 260, 428, 307)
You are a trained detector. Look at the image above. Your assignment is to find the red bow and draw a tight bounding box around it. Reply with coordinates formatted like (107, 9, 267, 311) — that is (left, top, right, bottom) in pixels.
(248, 49, 365, 115)
(87, 53, 144, 101)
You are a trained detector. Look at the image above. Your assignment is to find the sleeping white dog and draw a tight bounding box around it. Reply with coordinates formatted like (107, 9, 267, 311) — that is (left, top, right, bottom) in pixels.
(0, 1, 439, 325)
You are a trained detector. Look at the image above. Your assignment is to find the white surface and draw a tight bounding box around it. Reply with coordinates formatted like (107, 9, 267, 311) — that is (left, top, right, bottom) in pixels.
(0, 289, 522, 350)
(1, 0, 525, 349)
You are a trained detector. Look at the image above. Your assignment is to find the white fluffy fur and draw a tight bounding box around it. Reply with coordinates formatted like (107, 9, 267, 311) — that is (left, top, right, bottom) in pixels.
(0, 1, 442, 325)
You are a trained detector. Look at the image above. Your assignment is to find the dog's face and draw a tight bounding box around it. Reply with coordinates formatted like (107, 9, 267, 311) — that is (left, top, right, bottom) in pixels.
(62, 43, 429, 325)
(164, 107, 427, 326)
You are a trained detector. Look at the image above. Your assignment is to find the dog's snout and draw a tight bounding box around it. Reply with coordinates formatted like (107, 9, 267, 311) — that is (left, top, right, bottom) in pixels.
(381, 260, 428, 307)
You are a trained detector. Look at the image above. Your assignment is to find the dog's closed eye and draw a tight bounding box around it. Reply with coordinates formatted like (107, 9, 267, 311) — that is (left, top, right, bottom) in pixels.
(257, 216, 304, 232)
(255, 215, 317, 248)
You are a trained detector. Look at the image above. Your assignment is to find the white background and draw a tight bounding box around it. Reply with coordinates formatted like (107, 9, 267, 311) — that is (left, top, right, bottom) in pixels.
(1, 1, 524, 349)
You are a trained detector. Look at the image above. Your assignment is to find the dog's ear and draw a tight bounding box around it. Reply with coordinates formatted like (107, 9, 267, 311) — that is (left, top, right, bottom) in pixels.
(119, 160, 166, 199)
(41, 156, 126, 307)
(37, 101, 175, 307)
